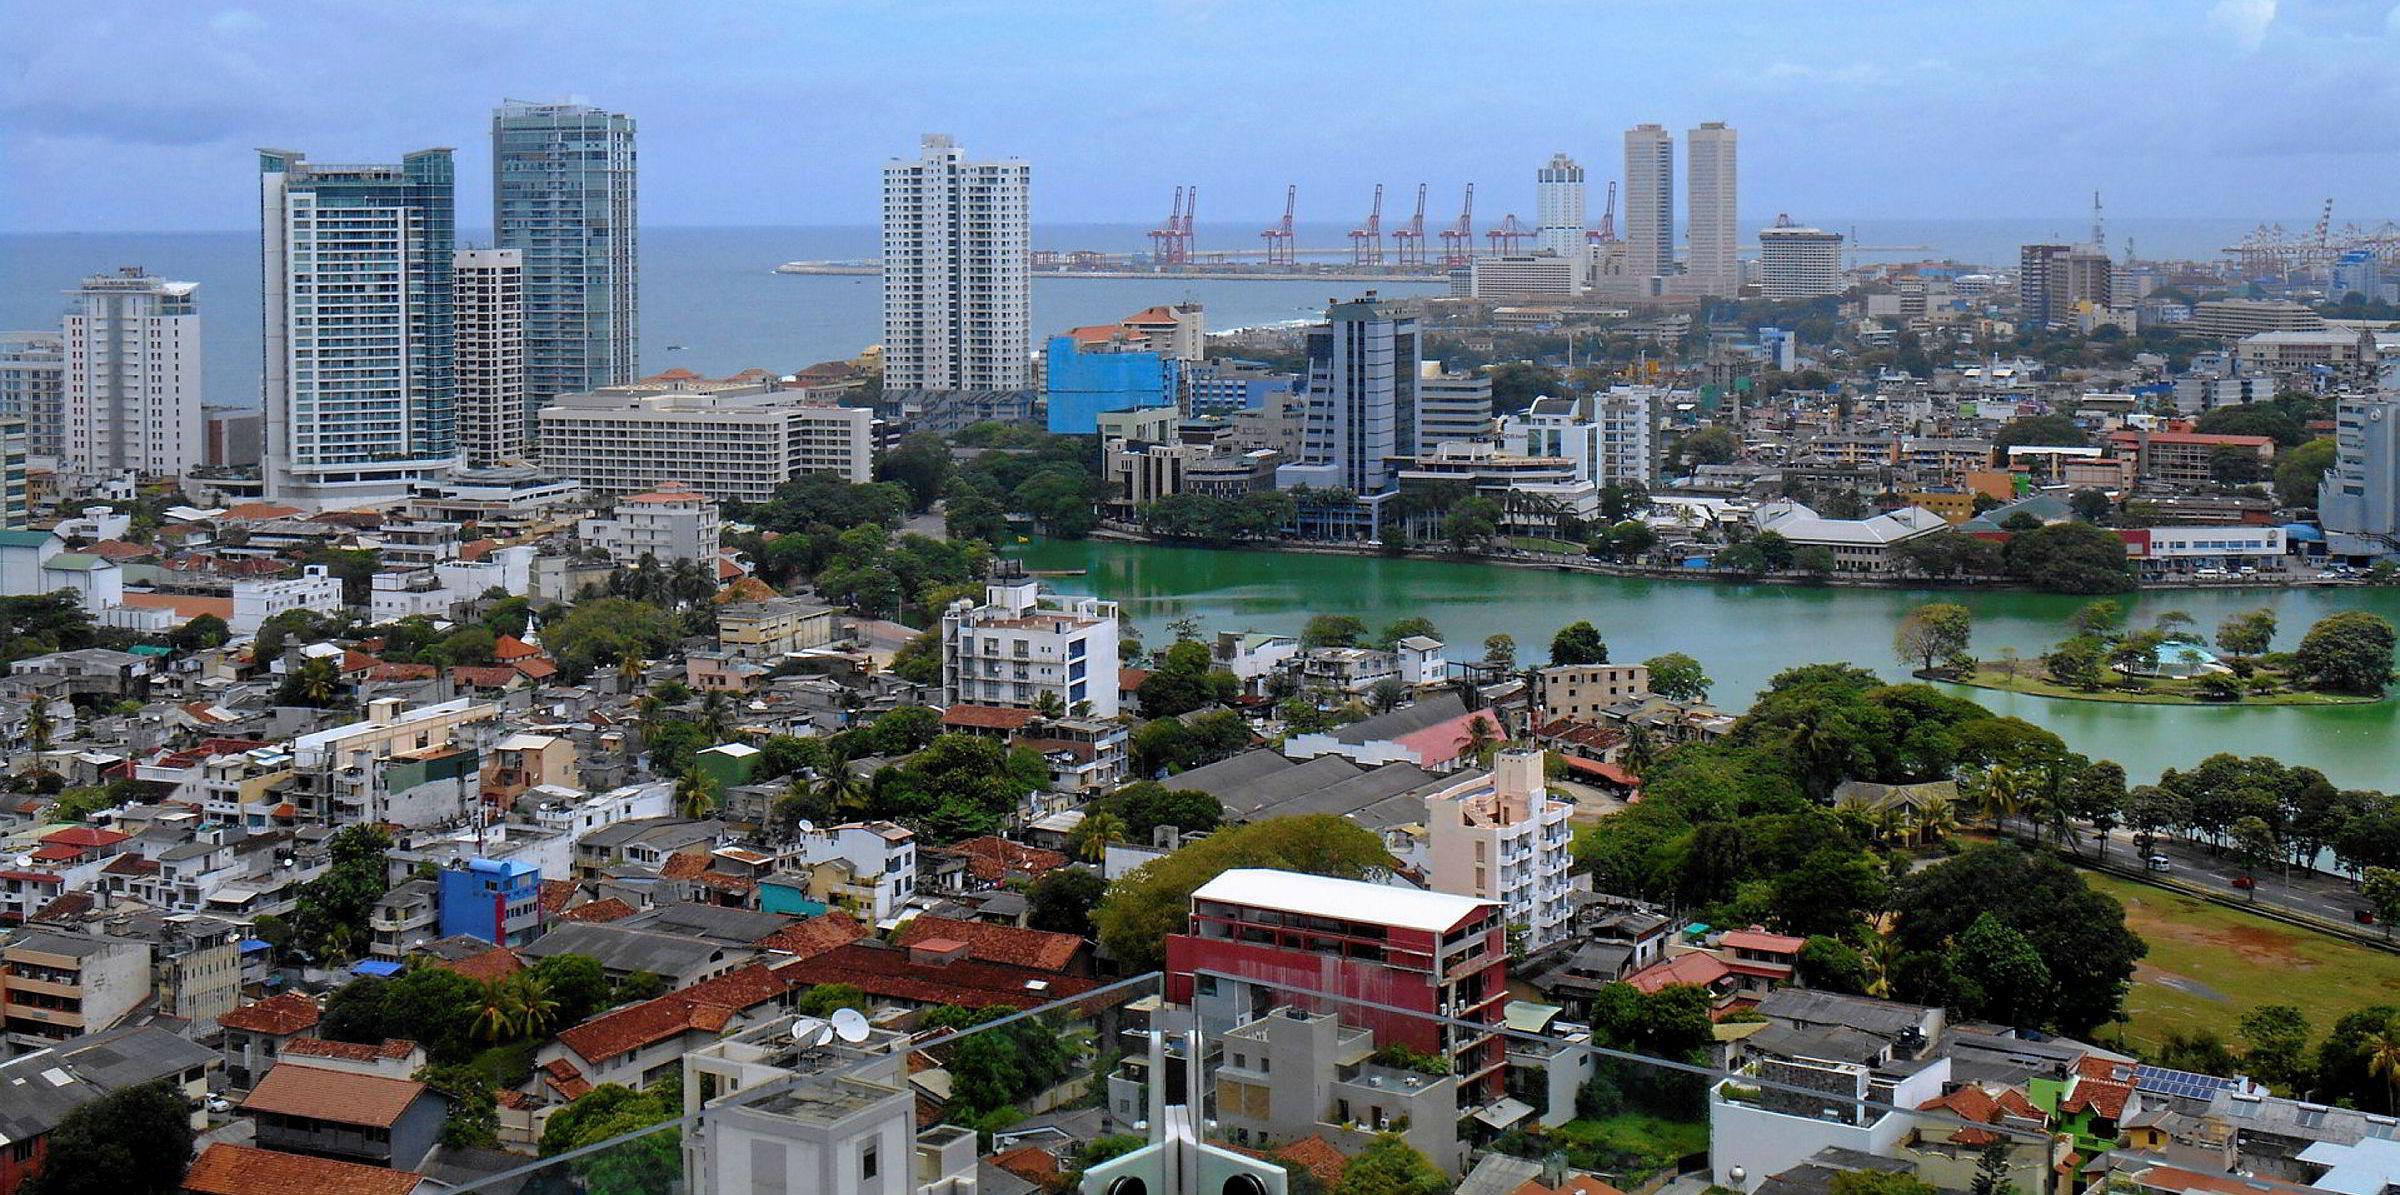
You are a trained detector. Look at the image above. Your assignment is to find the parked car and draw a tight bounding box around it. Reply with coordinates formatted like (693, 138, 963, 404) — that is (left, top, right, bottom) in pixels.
(2146, 855, 2171, 872)
(2357, 908, 2378, 925)
(2233, 875, 2256, 890)
(205, 1094, 231, 1114)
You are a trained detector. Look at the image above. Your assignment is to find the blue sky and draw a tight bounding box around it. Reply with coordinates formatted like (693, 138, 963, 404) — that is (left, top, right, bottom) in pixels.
(3, 0, 2395, 233)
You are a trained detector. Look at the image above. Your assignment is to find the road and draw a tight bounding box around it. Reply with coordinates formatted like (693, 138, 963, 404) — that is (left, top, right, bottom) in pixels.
(2070, 824, 2376, 929)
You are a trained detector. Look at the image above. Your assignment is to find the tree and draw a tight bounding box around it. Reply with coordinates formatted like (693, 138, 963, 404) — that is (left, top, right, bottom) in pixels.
(2196, 402, 2308, 447)
(1953, 912, 2054, 1027)
(1332, 1136, 1448, 1195)
(2043, 637, 2108, 689)
(1643, 652, 1712, 702)
(539, 1081, 683, 1195)
(2292, 611, 2397, 695)
(275, 656, 344, 708)
(1894, 603, 1972, 672)
(530, 953, 613, 1026)
(1550, 620, 1609, 666)
(168, 612, 230, 653)
(1831, 1172, 1939, 1195)
(2003, 523, 2133, 594)
(19, 1079, 194, 1195)
(1301, 614, 1367, 648)
(2275, 437, 2338, 507)
(2365, 869, 2400, 940)
(2070, 488, 2114, 523)
(1991, 414, 2088, 451)
(1795, 545, 1837, 576)
(1752, 530, 1798, 572)
(1892, 844, 2145, 1034)
(1027, 867, 1108, 936)
(1105, 782, 1224, 840)
(1072, 811, 1125, 861)
(545, 597, 680, 683)
(1971, 1142, 2019, 1195)
(672, 767, 720, 819)
(1482, 633, 1516, 672)
(1095, 815, 1390, 970)
(1676, 425, 1739, 469)
(2217, 607, 2278, 657)
(2239, 1005, 2314, 1091)
(1137, 639, 1239, 717)
(1442, 496, 1502, 552)
(416, 1062, 501, 1148)
(1378, 616, 1439, 649)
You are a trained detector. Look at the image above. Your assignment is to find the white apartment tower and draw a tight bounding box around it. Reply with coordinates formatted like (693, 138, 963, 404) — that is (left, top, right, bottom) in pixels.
(881, 134, 1032, 391)
(940, 563, 1120, 718)
(451, 248, 526, 467)
(1759, 217, 1846, 300)
(1426, 748, 1576, 950)
(1535, 153, 1587, 259)
(1623, 124, 1676, 288)
(1685, 122, 1739, 297)
(61, 268, 202, 477)
(0, 332, 65, 466)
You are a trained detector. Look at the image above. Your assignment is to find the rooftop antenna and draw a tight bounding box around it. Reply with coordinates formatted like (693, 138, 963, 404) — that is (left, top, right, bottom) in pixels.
(791, 1017, 834, 1048)
(2091, 191, 2105, 253)
(830, 1007, 870, 1042)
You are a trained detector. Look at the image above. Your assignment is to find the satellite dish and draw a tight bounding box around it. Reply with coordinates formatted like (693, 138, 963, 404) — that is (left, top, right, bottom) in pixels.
(796, 820, 815, 834)
(831, 1007, 870, 1043)
(790, 1017, 833, 1048)
(12, 856, 30, 869)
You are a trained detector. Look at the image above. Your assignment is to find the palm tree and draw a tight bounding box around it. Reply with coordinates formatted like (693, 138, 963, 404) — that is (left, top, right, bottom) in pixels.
(1909, 795, 1959, 845)
(24, 699, 54, 752)
(1967, 764, 2027, 838)
(816, 767, 868, 820)
(1073, 812, 1126, 861)
(1868, 805, 1911, 851)
(673, 767, 720, 820)
(1859, 930, 1903, 999)
(1464, 715, 1503, 767)
(510, 973, 560, 1037)
(617, 653, 647, 695)
(295, 658, 338, 707)
(1620, 723, 1658, 778)
(2368, 1018, 2400, 1113)
(1033, 689, 1066, 718)
(698, 691, 734, 742)
(472, 976, 520, 1042)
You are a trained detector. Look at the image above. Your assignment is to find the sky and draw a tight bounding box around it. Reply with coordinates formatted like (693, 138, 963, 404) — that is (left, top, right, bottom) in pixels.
(3, 0, 2397, 234)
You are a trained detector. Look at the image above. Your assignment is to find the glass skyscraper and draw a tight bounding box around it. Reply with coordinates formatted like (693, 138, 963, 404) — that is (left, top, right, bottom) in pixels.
(259, 147, 459, 507)
(492, 100, 638, 429)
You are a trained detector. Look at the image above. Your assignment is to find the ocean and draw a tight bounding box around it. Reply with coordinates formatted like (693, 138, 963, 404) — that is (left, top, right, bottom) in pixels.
(0, 216, 2322, 410)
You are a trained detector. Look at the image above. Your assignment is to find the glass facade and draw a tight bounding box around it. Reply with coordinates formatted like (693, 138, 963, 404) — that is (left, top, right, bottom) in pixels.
(492, 100, 639, 430)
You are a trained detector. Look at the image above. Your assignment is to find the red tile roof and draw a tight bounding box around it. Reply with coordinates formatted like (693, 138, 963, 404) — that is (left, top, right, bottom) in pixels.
(219, 991, 321, 1036)
(182, 1144, 424, 1195)
(429, 946, 525, 982)
(512, 657, 560, 682)
(754, 911, 869, 959)
(1624, 951, 1731, 994)
(941, 835, 1067, 884)
(283, 1036, 420, 1063)
(941, 704, 1042, 732)
(458, 539, 497, 561)
(541, 1057, 592, 1101)
(538, 878, 579, 916)
(41, 825, 131, 848)
(118, 592, 236, 621)
(448, 665, 522, 689)
(1274, 1135, 1352, 1188)
(895, 915, 1082, 973)
(1719, 928, 1807, 955)
(492, 634, 542, 660)
(241, 1063, 430, 1128)
(558, 897, 638, 924)
(368, 662, 438, 682)
(2063, 1077, 2134, 1120)
(556, 962, 810, 1064)
(990, 1146, 1061, 1183)
(801, 943, 1099, 1010)
(221, 502, 308, 521)
(660, 850, 712, 880)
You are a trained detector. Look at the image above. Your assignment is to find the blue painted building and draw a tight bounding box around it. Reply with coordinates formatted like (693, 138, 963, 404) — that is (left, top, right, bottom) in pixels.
(438, 858, 543, 947)
(1045, 335, 1179, 435)
(1187, 358, 1296, 417)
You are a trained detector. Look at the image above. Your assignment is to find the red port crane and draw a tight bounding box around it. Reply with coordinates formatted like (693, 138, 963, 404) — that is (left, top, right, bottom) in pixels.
(1391, 183, 1429, 269)
(1177, 186, 1196, 263)
(1350, 184, 1385, 268)
(1150, 187, 1186, 264)
(1260, 184, 1296, 267)
(1486, 213, 1530, 255)
(1439, 183, 1475, 267)
(1587, 180, 1618, 244)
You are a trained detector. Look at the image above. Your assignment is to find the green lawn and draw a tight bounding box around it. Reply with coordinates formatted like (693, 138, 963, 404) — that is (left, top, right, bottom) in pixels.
(1506, 536, 1585, 555)
(1548, 1113, 1709, 1180)
(1955, 666, 2377, 707)
(2088, 871, 2400, 1052)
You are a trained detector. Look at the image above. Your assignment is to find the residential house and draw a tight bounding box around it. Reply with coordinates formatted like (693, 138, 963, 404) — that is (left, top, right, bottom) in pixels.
(180, 1144, 426, 1195)
(0, 1025, 218, 1195)
(219, 991, 321, 1087)
(0, 930, 150, 1052)
(241, 1062, 449, 1170)
(1282, 691, 1504, 772)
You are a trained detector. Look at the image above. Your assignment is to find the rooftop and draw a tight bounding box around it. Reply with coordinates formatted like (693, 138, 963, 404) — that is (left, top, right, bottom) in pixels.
(241, 1063, 430, 1128)
(1192, 868, 1489, 933)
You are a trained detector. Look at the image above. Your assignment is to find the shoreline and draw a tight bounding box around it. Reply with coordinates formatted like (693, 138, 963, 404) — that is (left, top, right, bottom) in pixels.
(1933, 668, 2385, 708)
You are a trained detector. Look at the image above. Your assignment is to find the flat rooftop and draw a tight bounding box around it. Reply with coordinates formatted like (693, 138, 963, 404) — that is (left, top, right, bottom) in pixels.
(1192, 868, 1492, 933)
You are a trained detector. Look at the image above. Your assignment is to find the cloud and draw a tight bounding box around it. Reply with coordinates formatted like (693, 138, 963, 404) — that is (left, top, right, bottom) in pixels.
(2208, 0, 2278, 50)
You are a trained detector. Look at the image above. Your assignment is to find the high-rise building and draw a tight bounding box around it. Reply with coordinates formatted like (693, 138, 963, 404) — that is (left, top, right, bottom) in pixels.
(2018, 243, 2112, 330)
(59, 268, 201, 477)
(1, 416, 26, 528)
(1685, 122, 1739, 297)
(259, 148, 460, 508)
(2321, 392, 2400, 559)
(940, 563, 1120, 718)
(1534, 153, 1586, 258)
(451, 248, 526, 467)
(1758, 217, 1846, 300)
(0, 332, 64, 466)
(1275, 295, 1422, 494)
(1623, 123, 1676, 287)
(881, 133, 1031, 391)
(2332, 250, 2384, 303)
(492, 101, 639, 422)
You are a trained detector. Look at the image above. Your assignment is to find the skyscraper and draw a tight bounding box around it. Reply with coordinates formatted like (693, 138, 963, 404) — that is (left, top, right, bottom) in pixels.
(1685, 122, 1738, 297)
(0, 332, 64, 466)
(2018, 243, 2112, 330)
(452, 248, 526, 467)
(1622, 124, 1675, 289)
(61, 267, 202, 477)
(1759, 218, 1845, 300)
(881, 134, 1032, 391)
(259, 147, 459, 508)
(492, 101, 638, 423)
(1275, 295, 1422, 495)
(1535, 153, 1586, 259)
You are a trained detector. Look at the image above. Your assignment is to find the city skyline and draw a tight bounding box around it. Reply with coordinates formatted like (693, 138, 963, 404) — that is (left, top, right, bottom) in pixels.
(6, 2, 2397, 235)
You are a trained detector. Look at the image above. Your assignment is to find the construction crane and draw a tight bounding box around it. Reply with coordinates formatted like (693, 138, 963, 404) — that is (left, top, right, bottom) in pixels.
(1149, 187, 1187, 265)
(1439, 184, 1475, 267)
(1350, 184, 1385, 268)
(1587, 180, 1618, 244)
(2217, 198, 2400, 280)
(1260, 185, 1296, 267)
(1391, 183, 1428, 269)
(1486, 213, 1530, 255)
(1177, 186, 1197, 264)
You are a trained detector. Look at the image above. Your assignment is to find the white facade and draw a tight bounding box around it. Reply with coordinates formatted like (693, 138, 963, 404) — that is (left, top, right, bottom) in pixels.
(1425, 749, 1575, 949)
(1685, 122, 1738, 297)
(367, 546, 535, 622)
(578, 482, 722, 565)
(0, 332, 65, 466)
(2322, 393, 2400, 557)
(452, 248, 526, 467)
(881, 133, 1031, 391)
(1469, 254, 1582, 300)
(230, 565, 344, 636)
(1499, 389, 1659, 487)
(1710, 1055, 1952, 1193)
(1759, 219, 1845, 300)
(1535, 153, 1587, 258)
(60, 269, 202, 477)
(1276, 296, 1421, 495)
(538, 381, 874, 503)
(941, 570, 1120, 718)
(1623, 124, 1676, 286)
(792, 822, 918, 924)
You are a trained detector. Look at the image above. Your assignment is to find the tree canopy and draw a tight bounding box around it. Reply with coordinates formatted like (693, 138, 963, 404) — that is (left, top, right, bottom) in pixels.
(20, 1079, 194, 1195)
(1095, 815, 1391, 970)
(1890, 843, 2145, 1034)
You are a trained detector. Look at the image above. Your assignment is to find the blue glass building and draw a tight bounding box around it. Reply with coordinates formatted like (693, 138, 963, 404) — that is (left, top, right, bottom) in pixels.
(1044, 335, 1179, 434)
(494, 101, 639, 426)
(438, 857, 542, 947)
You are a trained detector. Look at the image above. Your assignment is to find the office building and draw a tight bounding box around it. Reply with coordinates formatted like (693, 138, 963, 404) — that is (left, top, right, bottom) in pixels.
(1426, 748, 1576, 951)
(1685, 122, 1739, 296)
(1499, 387, 1660, 485)
(1417, 365, 1495, 451)
(2019, 243, 2112, 330)
(2191, 298, 2326, 339)
(1623, 123, 1676, 287)
(58, 267, 201, 478)
(1469, 254, 1582, 299)
(258, 148, 460, 508)
(1165, 867, 1508, 1098)
(1043, 335, 1179, 435)
(1, 931, 151, 1051)
(451, 247, 526, 466)
(1535, 153, 1586, 258)
(2321, 393, 2400, 558)
(2332, 250, 2384, 302)
(881, 133, 1031, 391)
(1187, 358, 1295, 417)
(940, 563, 1120, 718)
(0, 332, 64, 466)
(1276, 295, 1422, 494)
(1759, 218, 1845, 300)
(576, 480, 722, 564)
(438, 857, 542, 948)
(538, 376, 875, 502)
(492, 100, 638, 418)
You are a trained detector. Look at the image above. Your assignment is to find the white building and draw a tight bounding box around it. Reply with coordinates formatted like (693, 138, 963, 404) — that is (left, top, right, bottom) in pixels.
(1425, 748, 1575, 950)
(881, 133, 1031, 391)
(230, 565, 344, 636)
(288, 696, 502, 827)
(1711, 1053, 1954, 1194)
(1534, 153, 1587, 259)
(1753, 501, 1947, 573)
(58, 268, 202, 478)
(0, 332, 65, 466)
(1622, 123, 1676, 289)
(538, 378, 874, 503)
(1276, 295, 1421, 495)
(1469, 254, 1582, 300)
(1499, 389, 1659, 487)
(2323, 393, 2400, 558)
(367, 546, 535, 622)
(941, 565, 1120, 718)
(1417, 365, 1495, 451)
(578, 481, 722, 565)
(1758, 217, 1845, 300)
(452, 248, 526, 467)
(789, 821, 918, 925)
(1685, 122, 1739, 297)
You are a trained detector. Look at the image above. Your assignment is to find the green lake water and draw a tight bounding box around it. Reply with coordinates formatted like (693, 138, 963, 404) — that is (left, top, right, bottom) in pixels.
(1014, 539, 2400, 790)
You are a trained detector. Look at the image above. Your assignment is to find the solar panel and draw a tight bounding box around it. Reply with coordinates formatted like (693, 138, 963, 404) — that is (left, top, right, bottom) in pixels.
(2133, 1064, 2242, 1100)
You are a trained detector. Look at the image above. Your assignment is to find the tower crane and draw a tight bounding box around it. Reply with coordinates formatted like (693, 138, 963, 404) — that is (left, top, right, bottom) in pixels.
(1149, 187, 1186, 264)
(1587, 180, 1618, 244)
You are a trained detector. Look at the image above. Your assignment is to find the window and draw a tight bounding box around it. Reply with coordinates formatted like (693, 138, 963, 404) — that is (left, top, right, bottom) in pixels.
(860, 1140, 879, 1181)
